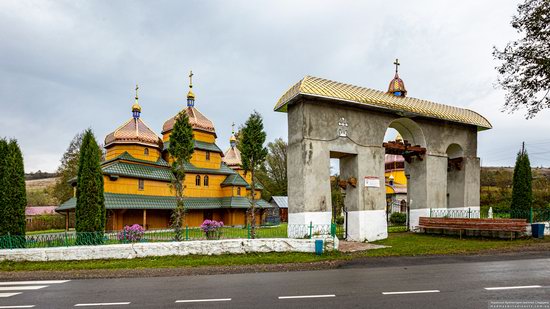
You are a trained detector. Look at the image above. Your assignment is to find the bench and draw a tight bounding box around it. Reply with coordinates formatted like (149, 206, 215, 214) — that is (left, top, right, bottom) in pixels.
(418, 217, 528, 239)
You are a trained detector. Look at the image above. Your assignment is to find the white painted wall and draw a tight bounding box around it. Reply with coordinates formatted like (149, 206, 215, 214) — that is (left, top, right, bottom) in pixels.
(0, 238, 338, 262)
(346, 210, 387, 242)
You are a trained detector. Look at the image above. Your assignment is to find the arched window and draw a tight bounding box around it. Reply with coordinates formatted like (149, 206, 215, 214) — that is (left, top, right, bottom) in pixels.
(204, 175, 209, 186)
(144, 148, 149, 155)
(138, 179, 145, 191)
(195, 175, 201, 186)
(237, 187, 241, 196)
(205, 151, 210, 161)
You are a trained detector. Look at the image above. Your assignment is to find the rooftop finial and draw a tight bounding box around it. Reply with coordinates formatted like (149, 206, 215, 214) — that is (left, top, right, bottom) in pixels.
(388, 59, 407, 97)
(230, 122, 237, 148)
(132, 83, 142, 119)
(187, 70, 195, 107)
(393, 58, 400, 74)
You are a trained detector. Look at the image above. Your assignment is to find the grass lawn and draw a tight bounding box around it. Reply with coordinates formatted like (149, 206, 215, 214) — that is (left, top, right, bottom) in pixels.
(27, 229, 68, 236)
(2, 232, 549, 272)
(364, 232, 550, 257)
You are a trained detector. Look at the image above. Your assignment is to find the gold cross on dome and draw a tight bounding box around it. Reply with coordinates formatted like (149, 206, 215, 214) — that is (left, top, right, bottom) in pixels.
(135, 84, 139, 99)
(189, 70, 194, 88)
(393, 59, 400, 73)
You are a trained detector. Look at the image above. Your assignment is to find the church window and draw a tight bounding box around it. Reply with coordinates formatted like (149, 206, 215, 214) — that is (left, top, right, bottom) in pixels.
(196, 175, 201, 186)
(237, 187, 241, 196)
(206, 151, 210, 161)
(144, 148, 149, 156)
(138, 179, 144, 191)
(204, 175, 209, 186)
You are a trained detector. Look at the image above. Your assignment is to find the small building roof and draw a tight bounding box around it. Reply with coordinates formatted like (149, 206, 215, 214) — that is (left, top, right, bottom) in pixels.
(26, 206, 58, 216)
(274, 76, 492, 130)
(270, 196, 288, 208)
(385, 154, 405, 164)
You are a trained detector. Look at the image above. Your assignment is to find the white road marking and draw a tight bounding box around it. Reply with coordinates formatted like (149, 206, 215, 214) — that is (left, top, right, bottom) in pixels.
(0, 306, 35, 308)
(382, 290, 440, 295)
(175, 298, 231, 303)
(0, 286, 48, 291)
(278, 294, 336, 299)
(0, 293, 22, 298)
(0, 280, 69, 286)
(485, 285, 542, 291)
(74, 303, 131, 307)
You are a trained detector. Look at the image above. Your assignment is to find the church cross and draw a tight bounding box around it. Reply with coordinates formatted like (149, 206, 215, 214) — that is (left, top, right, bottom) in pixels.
(189, 70, 194, 88)
(135, 84, 139, 100)
(232, 122, 235, 134)
(393, 59, 400, 73)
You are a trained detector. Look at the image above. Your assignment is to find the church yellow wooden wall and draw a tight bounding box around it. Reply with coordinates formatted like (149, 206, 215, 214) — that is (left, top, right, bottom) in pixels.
(105, 145, 161, 162)
(104, 176, 172, 196)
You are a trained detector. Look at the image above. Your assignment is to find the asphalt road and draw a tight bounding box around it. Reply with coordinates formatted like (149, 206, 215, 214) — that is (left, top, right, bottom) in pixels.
(1, 256, 550, 309)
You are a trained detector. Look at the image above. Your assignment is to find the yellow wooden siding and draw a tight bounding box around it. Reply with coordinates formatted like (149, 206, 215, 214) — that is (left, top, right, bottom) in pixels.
(105, 145, 161, 162)
(190, 149, 222, 169)
(184, 174, 228, 197)
(104, 176, 172, 196)
(163, 130, 215, 143)
(385, 169, 407, 185)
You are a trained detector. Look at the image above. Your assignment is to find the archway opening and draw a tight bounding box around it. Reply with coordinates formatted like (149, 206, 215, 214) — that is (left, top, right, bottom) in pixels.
(383, 118, 427, 231)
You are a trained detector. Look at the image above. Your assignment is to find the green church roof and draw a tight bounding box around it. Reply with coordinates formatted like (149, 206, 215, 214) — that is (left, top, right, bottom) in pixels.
(102, 151, 169, 167)
(56, 193, 271, 212)
(102, 162, 172, 181)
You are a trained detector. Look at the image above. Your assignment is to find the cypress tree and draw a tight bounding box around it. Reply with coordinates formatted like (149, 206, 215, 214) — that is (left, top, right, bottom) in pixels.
(0, 139, 9, 236)
(511, 145, 532, 219)
(75, 129, 105, 244)
(0, 139, 27, 248)
(238, 111, 268, 238)
(168, 111, 194, 241)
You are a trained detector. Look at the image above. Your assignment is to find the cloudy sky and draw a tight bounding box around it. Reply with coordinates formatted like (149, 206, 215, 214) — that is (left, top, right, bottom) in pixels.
(1, 0, 549, 172)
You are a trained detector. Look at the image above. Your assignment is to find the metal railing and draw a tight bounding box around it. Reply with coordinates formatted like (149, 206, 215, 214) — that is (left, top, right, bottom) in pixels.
(429, 208, 550, 224)
(0, 223, 337, 250)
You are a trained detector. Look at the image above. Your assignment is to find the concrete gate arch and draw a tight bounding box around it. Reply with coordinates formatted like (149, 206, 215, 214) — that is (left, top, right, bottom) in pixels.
(274, 76, 491, 241)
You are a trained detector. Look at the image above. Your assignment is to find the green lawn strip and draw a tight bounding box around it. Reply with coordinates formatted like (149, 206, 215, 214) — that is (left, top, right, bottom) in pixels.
(2, 232, 549, 272)
(26, 229, 67, 236)
(0, 252, 341, 272)
(363, 232, 550, 257)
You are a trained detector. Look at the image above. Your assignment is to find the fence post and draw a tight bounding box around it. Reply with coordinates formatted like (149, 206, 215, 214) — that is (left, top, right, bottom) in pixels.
(309, 221, 313, 239)
(185, 225, 189, 241)
(123, 229, 127, 244)
(64, 231, 68, 247)
(330, 223, 336, 237)
(247, 224, 251, 239)
(530, 207, 533, 224)
(429, 208, 432, 217)
(7, 232, 12, 250)
(468, 208, 471, 219)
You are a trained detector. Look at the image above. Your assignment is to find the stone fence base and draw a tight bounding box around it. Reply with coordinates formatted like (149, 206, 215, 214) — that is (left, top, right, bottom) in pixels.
(0, 237, 338, 262)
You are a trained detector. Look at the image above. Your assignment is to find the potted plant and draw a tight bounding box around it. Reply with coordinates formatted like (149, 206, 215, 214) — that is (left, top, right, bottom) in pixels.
(200, 220, 224, 240)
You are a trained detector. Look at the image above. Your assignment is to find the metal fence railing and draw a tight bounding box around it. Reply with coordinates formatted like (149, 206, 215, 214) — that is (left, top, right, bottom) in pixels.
(0, 223, 337, 250)
(429, 208, 550, 224)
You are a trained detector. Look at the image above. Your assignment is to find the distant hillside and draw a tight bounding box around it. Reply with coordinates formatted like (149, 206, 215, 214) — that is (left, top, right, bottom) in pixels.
(482, 166, 550, 178)
(25, 177, 59, 206)
(25, 171, 58, 181)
